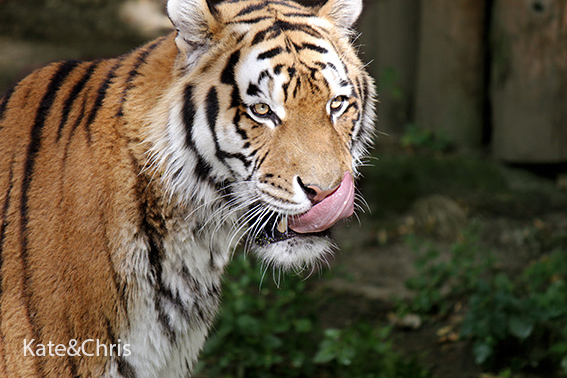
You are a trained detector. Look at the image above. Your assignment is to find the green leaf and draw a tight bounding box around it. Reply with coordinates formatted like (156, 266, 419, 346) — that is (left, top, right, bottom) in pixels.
(561, 356, 567, 374)
(294, 318, 313, 333)
(313, 344, 337, 364)
(508, 316, 534, 340)
(236, 315, 259, 332)
(473, 342, 493, 365)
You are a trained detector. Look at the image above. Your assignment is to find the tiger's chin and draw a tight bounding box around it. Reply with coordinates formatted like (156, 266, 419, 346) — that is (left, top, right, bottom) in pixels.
(246, 171, 356, 271)
(251, 223, 335, 272)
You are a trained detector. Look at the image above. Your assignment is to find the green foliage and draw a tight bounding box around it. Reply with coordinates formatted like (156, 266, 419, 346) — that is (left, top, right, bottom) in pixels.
(401, 123, 452, 153)
(461, 250, 567, 373)
(400, 224, 495, 316)
(314, 324, 433, 378)
(196, 256, 318, 378)
(196, 255, 433, 378)
(400, 224, 567, 375)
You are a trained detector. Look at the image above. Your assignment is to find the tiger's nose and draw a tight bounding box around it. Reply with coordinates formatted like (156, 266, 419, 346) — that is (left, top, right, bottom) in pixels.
(297, 177, 339, 204)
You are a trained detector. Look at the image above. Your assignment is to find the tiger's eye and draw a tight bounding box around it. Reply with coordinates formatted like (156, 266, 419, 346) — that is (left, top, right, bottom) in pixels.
(330, 97, 344, 110)
(252, 103, 271, 116)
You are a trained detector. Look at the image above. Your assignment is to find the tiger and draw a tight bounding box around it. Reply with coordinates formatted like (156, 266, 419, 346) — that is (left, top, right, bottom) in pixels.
(0, 0, 376, 376)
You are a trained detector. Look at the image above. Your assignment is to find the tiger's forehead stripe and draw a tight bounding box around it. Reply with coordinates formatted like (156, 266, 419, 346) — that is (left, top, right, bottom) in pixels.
(250, 20, 324, 45)
(232, 0, 303, 16)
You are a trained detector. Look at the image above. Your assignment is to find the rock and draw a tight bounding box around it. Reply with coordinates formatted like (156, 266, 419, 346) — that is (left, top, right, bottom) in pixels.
(411, 195, 467, 240)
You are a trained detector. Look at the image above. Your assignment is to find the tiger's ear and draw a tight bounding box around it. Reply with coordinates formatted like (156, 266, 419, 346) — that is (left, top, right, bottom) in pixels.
(167, 0, 220, 57)
(317, 0, 363, 31)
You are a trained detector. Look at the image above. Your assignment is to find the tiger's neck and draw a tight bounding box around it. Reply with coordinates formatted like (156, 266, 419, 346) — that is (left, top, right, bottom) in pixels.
(108, 36, 237, 377)
(118, 204, 233, 377)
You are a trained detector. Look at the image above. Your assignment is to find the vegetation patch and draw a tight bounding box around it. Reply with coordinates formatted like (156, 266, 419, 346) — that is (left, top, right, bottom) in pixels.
(196, 255, 433, 378)
(397, 225, 567, 377)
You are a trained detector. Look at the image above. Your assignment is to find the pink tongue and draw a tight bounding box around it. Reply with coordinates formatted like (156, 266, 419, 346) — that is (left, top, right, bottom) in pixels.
(288, 172, 355, 234)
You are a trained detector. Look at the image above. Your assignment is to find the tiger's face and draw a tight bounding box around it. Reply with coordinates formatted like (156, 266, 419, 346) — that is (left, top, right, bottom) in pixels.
(163, 0, 375, 270)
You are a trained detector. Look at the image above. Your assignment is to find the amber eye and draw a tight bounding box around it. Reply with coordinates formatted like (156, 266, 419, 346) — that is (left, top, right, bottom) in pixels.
(330, 96, 346, 111)
(252, 103, 271, 116)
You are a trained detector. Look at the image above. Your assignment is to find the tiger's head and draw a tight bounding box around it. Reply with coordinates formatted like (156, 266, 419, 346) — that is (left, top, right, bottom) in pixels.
(158, 0, 375, 270)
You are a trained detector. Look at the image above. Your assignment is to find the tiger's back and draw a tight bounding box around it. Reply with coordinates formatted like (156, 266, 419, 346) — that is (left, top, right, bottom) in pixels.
(0, 0, 375, 376)
(0, 37, 181, 376)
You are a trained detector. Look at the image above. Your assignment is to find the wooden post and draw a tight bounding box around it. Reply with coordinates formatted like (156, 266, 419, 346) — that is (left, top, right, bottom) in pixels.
(491, 0, 567, 162)
(415, 0, 487, 149)
(358, 0, 420, 136)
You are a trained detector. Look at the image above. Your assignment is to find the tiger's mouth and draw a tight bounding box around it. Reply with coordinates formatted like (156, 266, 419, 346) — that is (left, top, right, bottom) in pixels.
(253, 214, 331, 247)
(252, 172, 355, 247)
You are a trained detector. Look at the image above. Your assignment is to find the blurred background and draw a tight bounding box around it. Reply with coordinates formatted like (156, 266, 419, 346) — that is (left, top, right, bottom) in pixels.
(1, 1, 567, 377)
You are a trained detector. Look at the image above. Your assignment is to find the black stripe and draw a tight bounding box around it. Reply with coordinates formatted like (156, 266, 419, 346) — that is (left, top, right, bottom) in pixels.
(182, 84, 197, 150)
(206, 88, 251, 170)
(300, 43, 328, 54)
(255, 150, 270, 171)
(206, 87, 219, 131)
(259, 70, 271, 82)
(20, 60, 79, 375)
(64, 94, 88, 160)
(258, 47, 283, 60)
(181, 85, 218, 184)
(57, 61, 98, 142)
(117, 357, 137, 378)
(136, 169, 190, 334)
(282, 66, 297, 102)
(220, 50, 242, 109)
(233, 111, 249, 141)
(282, 81, 291, 102)
(85, 59, 122, 143)
(103, 318, 137, 378)
(221, 50, 241, 85)
(206, 0, 218, 18)
(194, 156, 213, 182)
(0, 165, 13, 237)
(0, 85, 16, 121)
(268, 0, 302, 9)
(117, 38, 164, 117)
(283, 12, 313, 17)
(236, 3, 267, 17)
(144, 219, 177, 343)
(21, 60, 80, 224)
(293, 76, 301, 98)
(251, 20, 323, 45)
(230, 86, 242, 109)
(247, 83, 261, 97)
(252, 27, 272, 46)
(287, 66, 296, 77)
(326, 62, 338, 73)
(360, 76, 368, 116)
(0, 166, 13, 296)
(104, 231, 129, 328)
(229, 16, 271, 24)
